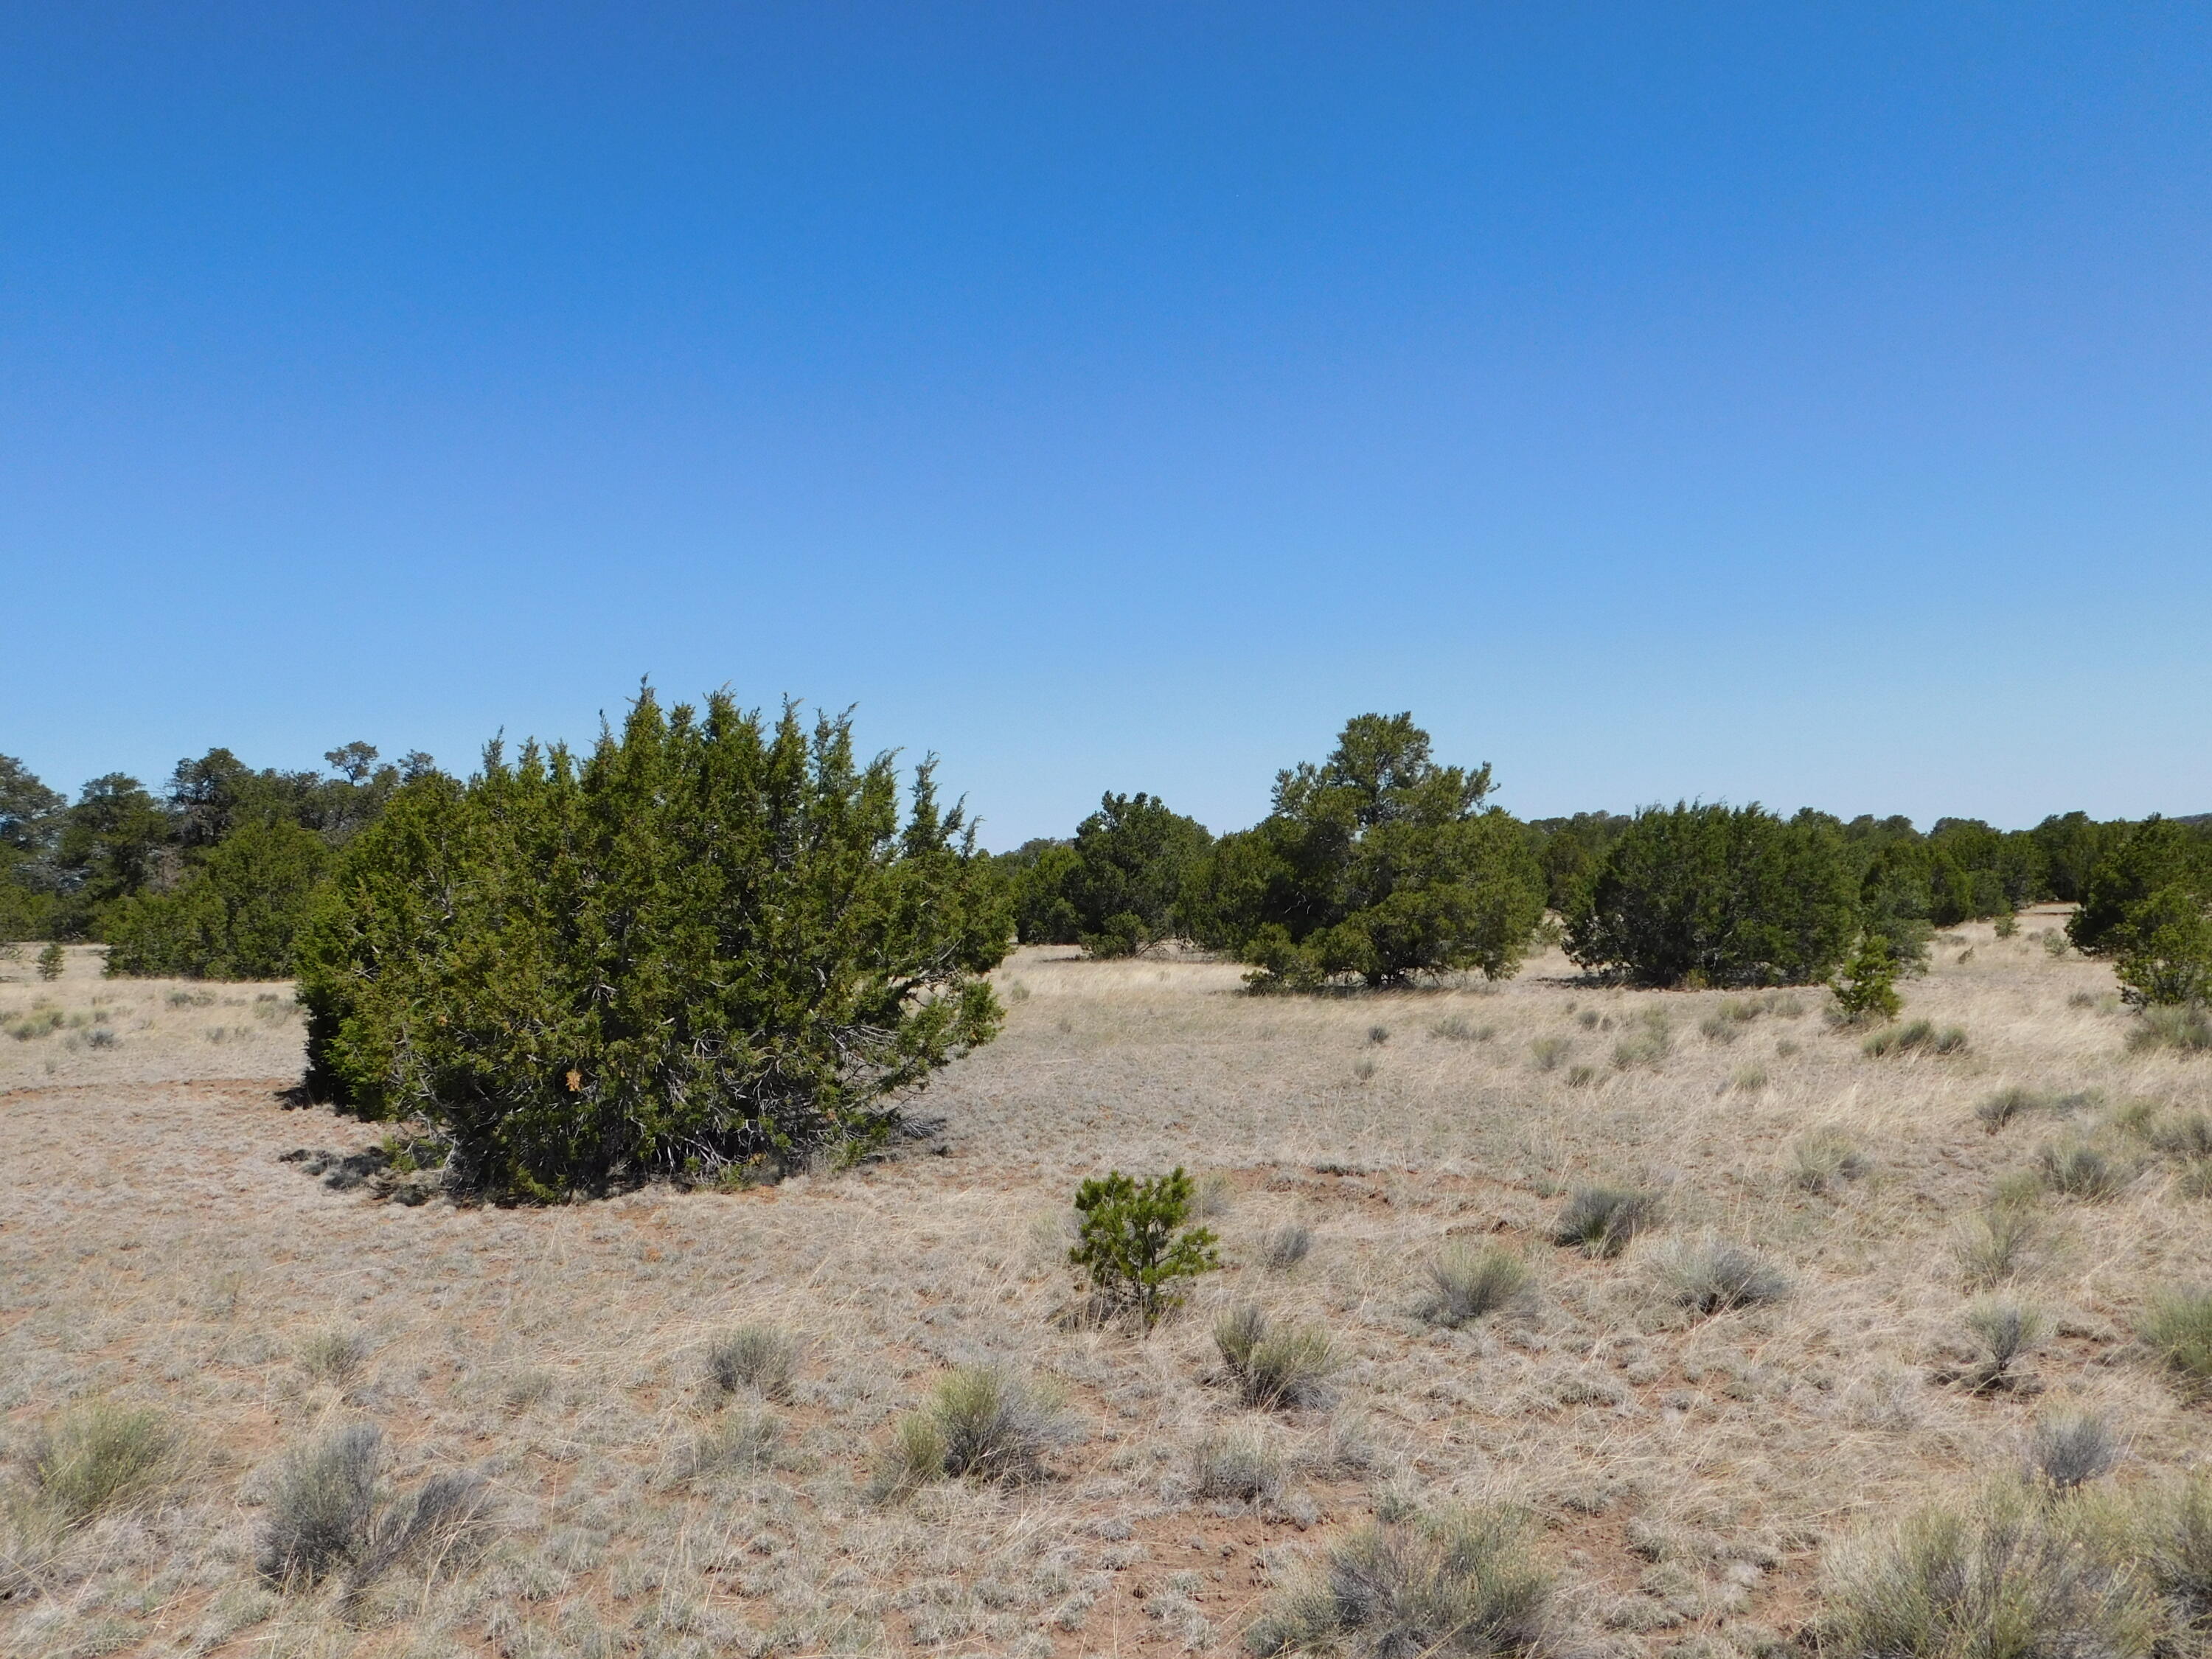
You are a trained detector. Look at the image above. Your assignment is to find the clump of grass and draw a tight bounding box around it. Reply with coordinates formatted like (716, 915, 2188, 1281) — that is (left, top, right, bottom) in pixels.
(1731, 1063, 1769, 1091)
(1955, 1197, 2042, 1287)
(29, 1401, 179, 1527)
(259, 1425, 383, 1586)
(2027, 1407, 2120, 1490)
(1863, 1020, 1969, 1057)
(2152, 1112, 2212, 1161)
(1655, 1234, 1788, 1315)
(2044, 931, 2071, 958)
(674, 1408, 780, 1483)
(297, 1328, 369, 1385)
(1259, 1222, 1312, 1273)
(1565, 1063, 1596, 1088)
(1366, 1024, 1390, 1046)
(1611, 1009, 1672, 1069)
(1430, 1015, 1493, 1043)
(872, 1366, 1068, 1498)
(166, 988, 215, 1007)
(1246, 1507, 1553, 1659)
(1976, 1086, 2096, 1133)
(2038, 1139, 2126, 1200)
(1194, 1169, 1236, 1217)
(1530, 1037, 1571, 1073)
(1548, 1186, 1658, 1258)
(1214, 1305, 1336, 1410)
(1963, 1297, 2045, 1392)
(1816, 1484, 2157, 1659)
(706, 1325, 798, 1402)
(2120, 1471, 2212, 1635)
(1793, 1128, 1872, 1192)
(1189, 1427, 1283, 1505)
(1352, 1058, 1378, 1083)
(2130, 1005, 2212, 1054)
(2141, 1290, 2212, 1396)
(1419, 1242, 1531, 1328)
(6, 1007, 65, 1040)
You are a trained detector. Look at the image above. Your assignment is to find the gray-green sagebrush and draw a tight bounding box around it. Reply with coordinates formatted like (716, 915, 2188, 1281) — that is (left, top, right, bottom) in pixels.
(296, 690, 1011, 1198)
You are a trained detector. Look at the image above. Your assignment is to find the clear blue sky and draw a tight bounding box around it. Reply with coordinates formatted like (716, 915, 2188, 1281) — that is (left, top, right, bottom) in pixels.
(4, 3, 2208, 846)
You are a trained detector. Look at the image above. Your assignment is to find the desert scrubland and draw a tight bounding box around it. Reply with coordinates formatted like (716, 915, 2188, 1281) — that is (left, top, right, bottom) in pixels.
(2, 914, 2208, 1659)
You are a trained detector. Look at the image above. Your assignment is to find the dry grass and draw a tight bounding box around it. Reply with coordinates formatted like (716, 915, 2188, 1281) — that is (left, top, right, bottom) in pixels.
(2, 911, 2209, 1658)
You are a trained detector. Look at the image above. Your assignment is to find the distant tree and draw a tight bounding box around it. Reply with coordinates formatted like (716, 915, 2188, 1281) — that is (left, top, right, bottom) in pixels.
(1854, 840, 1935, 974)
(1060, 792, 1211, 958)
(1565, 803, 1860, 987)
(104, 818, 333, 980)
(2031, 811, 2112, 905)
(1181, 713, 1545, 990)
(296, 691, 1012, 1197)
(2113, 886, 2212, 1009)
(323, 741, 379, 783)
(2070, 817, 2212, 954)
(53, 774, 171, 935)
(0, 756, 63, 853)
(0, 756, 64, 942)
(998, 839, 1082, 945)
(1528, 813, 1634, 916)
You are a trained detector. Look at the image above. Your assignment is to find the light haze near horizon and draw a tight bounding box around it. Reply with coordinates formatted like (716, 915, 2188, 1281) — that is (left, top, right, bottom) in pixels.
(3, 4, 2208, 846)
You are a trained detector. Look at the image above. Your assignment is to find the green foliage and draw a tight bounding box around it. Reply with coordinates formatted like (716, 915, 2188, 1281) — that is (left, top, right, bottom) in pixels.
(999, 839, 1082, 945)
(1065, 792, 1210, 956)
(2071, 816, 2212, 954)
(1212, 1304, 1337, 1409)
(2143, 1289, 2212, 1396)
(1068, 1166, 1220, 1328)
(104, 819, 333, 980)
(1830, 934, 1904, 1025)
(2113, 885, 2212, 1009)
(52, 773, 170, 936)
(30, 1400, 179, 1527)
(874, 1367, 1067, 1498)
(1863, 1020, 1968, 1057)
(35, 942, 64, 981)
(1246, 1507, 1553, 1659)
(1564, 803, 1860, 987)
(296, 691, 1010, 1197)
(1815, 1483, 2158, 1659)
(1183, 713, 1545, 990)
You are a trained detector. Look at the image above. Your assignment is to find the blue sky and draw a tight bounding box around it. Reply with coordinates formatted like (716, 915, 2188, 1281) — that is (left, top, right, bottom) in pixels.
(4, 3, 2208, 845)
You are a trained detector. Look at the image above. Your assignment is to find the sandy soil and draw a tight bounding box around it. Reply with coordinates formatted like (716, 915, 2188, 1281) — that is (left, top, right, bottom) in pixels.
(1, 913, 2207, 1659)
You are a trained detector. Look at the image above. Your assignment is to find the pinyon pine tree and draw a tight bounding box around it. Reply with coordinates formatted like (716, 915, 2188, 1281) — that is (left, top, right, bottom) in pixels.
(296, 690, 1011, 1197)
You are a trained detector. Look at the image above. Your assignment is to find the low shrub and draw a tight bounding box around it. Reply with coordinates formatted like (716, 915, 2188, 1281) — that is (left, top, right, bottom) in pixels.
(297, 1329, 369, 1385)
(874, 1366, 1068, 1498)
(1367, 1024, 1389, 1046)
(1955, 1200, 2041, 1287)
(1214, 1306, 1336, 1411)
(1565, 1063, 1596, 1088)
(2038, 1139, 2126, 1200)
(1246, 1506, 1553, 1659)
(2119, 1472, 2212, 1638)
(2027, 1407, 2120, 1490)
(1259, 1223, 1313, 1273)
(1548, 1186, 1658, 1258)
(1793, 1129, 1871, 1192)
(1189, 1427, 1283, 1505)
(260, 1425, 383, 1586)
(1863, 1020, 1969, 1058)
(1430, 1015, 1494, 1043)
(1655, 1235, 1788, 1315)
(706, 1325, 798, 1402)
(1815, 1484, 2157, 1659)
(1419, 1242, 1530, 1328)
(2142, 1290, 2212, 1396)
(35, 942, 64, 981)
(30, 1401, 178, 1527)
(1963, 1298, 2045, 1392)
(1529, 1037, 1570, 1072)
(1610, 1009, 1671, 1069)
(1829, 939, 1903, 1026)
(674, 1408, 780, 1483)
(2152, 1111, 2212, 1161)
(2129, 1004, 2212, 1055)
(1070, 1167, 1221, 1330)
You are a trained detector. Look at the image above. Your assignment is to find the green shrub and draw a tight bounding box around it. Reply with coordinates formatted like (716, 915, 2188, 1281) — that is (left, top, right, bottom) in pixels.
(1815, 1484, 2157, 1659)
(2129, 1004, 2212, 1055)
(706, 1326, 798, 1402)
(1180, 713, 1546, 990)
(1246, 1507, 1552, 1659)
(2118, 1472, 2212, 1638)
(1062, 793, 1212, 957)
(1964, 1298, 2045, 1392)
(2142, 1290, 2212, 1396)
(1863, 1020, 1968, 1057)
(1069, 1167, 1220, 1329)
(295, 692, 1010, 1197)
(2038, 1139, 2126, 1200)
(2070, 816, 2212, 954)
(1564, 802, 1860, 987)
(2113, 886, 2212, 1008)
(874, 1367, 1066, 1498)
(103, 818, 332, 981)
(35, 942, 63, 981)
(30, 1401, 178, 1527)
(1214, 1306, 1336, 1410)
(1548, 1186, 1658, 1257)
(1419, 1242, 1530, 1328)
(1829, 936, 1903, 1024)
(1655, 1235, 1788, 1315)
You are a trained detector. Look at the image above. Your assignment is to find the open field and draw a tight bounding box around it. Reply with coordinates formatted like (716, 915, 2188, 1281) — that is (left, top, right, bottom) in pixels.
(3, 912, 2209, 1659)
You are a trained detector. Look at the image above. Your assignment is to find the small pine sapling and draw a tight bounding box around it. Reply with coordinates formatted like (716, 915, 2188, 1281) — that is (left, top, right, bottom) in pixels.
(1830, 936, 1902, 1025)
(35, 942, 65, 982)
(1069, 1166, 1220, 1330)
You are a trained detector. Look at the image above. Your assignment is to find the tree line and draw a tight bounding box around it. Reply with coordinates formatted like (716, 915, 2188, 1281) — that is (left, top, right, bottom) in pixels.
(4, 698, 2206, 1195)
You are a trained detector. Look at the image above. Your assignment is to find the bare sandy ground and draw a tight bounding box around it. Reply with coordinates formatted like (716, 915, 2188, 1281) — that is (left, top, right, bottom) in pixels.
(2, 914, 2207, 1659)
